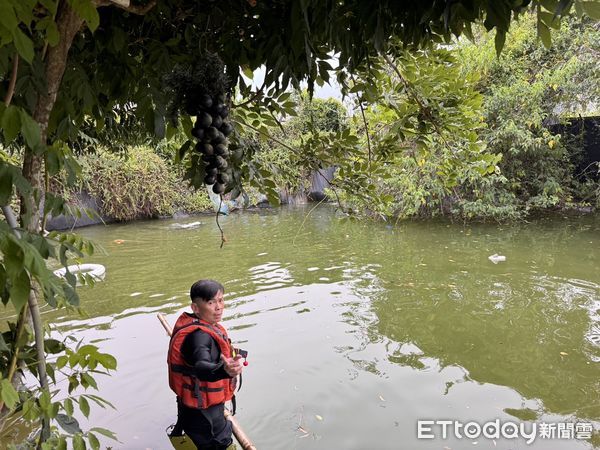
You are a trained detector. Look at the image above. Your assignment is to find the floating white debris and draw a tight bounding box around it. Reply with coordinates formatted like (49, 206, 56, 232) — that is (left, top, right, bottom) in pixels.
(488, 254, 506, 264)
(53, 264, 106, 285)
(149, 293, 165, 298)
(307, 267, 319, 272)
(130, 292, 142, 297)
(257, 252, 268, 256)
(170, 221, 203, 229)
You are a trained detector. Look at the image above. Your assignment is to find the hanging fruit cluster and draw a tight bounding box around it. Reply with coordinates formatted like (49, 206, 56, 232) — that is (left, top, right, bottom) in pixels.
(164, 54, 237, 194)
(190, 92, 234, 194)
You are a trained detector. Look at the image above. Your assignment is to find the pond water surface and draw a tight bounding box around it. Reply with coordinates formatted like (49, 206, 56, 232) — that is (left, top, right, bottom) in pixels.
(17, 206, 600, 449)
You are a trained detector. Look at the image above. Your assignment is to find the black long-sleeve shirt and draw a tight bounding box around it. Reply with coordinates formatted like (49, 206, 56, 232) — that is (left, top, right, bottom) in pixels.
(181, 328, 231, 381)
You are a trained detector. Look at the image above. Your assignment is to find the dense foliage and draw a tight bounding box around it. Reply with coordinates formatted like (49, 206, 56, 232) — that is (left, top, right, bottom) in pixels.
(457, 14, 600, 218)
(326, 14, 600, 221)
(73, 146, 213, 221)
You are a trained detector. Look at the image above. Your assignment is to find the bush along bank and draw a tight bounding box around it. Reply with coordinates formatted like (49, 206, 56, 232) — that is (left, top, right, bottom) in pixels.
(47, 146, 215, 229)
(46, 145, 325, 230)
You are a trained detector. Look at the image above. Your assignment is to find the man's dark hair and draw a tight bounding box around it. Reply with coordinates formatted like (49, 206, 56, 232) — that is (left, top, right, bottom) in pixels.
(190, 279, 224, 303)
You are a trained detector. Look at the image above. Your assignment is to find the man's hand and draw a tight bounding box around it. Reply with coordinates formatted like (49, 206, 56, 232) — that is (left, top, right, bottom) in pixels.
(221, 354, 243, 377)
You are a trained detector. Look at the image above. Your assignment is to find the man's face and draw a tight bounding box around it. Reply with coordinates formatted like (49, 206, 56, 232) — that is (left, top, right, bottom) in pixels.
(192, 290, 225, 324)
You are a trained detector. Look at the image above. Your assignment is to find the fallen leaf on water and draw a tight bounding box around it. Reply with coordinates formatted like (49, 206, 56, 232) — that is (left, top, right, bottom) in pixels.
(315, 415, 323, 421)
(378, 395, 386, 402)
(560, 352, 569, 356)
(299, 433, 310, 439)
(297, 426, 308, 434)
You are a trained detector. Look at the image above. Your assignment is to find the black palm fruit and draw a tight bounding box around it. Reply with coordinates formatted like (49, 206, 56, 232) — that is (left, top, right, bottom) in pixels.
(212, 115, 223, 129)
(215, 156, 228, 170)
(220, 122, 233, 136)
(199, 93, 213, 109)
(213, 103, 229, 118)
(191, 125, 205, 140)
(202, 154, 215, 163)
(204, 174, 217, 185)
(212, 132, 226, 145)
(214, 144, 228, 155)
(198, 112, 212, 128)
(200, 143, 214, 155)
(205, 127, 219, 141)
(217, 173, 230, 184)
(212, 182, 225, 194)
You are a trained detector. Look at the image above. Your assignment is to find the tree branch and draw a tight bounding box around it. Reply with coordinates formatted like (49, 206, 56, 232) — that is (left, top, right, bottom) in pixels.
(94, 0, 157, 15)
(232, 79, 267, 108)
(350, 74, 372, 170)
(232, 119, 299, 154)
(3, 54, 18, 106)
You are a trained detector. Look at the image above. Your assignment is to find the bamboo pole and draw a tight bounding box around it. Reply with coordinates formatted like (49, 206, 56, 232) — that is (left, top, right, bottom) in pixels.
(158, 313, 257, 450)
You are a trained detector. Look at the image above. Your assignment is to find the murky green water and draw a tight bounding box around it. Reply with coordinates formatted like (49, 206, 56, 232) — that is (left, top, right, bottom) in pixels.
(10, 206, 600, 449)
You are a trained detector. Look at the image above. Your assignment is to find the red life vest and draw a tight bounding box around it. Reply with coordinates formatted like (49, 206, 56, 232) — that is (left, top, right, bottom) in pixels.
(167, 312, 236, 409)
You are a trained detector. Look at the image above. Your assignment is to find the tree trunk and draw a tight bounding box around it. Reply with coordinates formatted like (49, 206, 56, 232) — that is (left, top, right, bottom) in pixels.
(18, 2, 84, 446)
(21, 2, 84, 231)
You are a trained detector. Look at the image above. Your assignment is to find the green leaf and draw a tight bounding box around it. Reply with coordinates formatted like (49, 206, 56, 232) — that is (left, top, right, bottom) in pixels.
(2, 105, 21, 143)
(68, 375, 79, 394)
(87, 432, 100, 450)
(0, 378, 19, 409)
(0, 167, 13, 205)
(9, 269, 30, 312)
(56, 413, 83, 434)
(12, 28, 34, 63)
(69, 0, 99, 31)
(175, 140, 192, 164)
(72, 433, 86, 450)
(89, 427, 118, 441)
(78, 396, 90, 418)
(64, 398, 74, 417)
(0, 3, 18, 31)
(241, 65, 254, 79)
(56, 355, 69, 370)
(581, 1, 600, 19)
(98, 353, 117, 370)
(85, 394, 116, 410)
(494, 29, 506, 56)
(0, 332, 8, 352)
(539, 11, 560, 29)
(537, 18, 552, 48)
(45, 20, 60, 46)
(19, 109, 42, 149)
(45, 338, 65, 354)
(81, 372, 98, 390)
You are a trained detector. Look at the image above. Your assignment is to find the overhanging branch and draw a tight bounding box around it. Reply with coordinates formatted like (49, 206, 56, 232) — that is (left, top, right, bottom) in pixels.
(94, 0, 157, 15)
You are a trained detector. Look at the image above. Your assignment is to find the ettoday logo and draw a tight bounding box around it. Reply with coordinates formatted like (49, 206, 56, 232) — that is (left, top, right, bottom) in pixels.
(417, 419, 594, 444)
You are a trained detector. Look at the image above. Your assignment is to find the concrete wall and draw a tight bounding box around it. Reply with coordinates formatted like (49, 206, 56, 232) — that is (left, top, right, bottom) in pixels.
(45, 191, 112, 231)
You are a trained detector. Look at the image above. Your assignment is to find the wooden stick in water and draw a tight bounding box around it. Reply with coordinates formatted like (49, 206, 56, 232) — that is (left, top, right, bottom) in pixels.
(158, 313, 257, 450)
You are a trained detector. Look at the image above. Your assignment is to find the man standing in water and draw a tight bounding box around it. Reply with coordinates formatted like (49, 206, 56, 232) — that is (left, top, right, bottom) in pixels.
(168, 279, 245, 450)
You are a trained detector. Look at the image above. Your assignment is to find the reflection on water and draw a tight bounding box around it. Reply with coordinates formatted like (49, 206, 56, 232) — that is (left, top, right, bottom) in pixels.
(2, 207, 599, 449)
